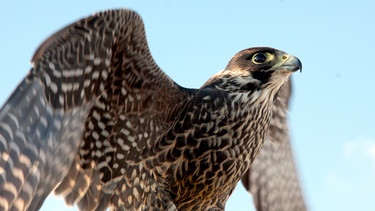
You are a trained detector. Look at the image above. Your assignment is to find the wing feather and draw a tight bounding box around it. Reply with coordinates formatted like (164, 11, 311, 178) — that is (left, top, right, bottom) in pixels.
(1, 9, 190, 210)
(0, 76, 90, 210)
(52, 9, 191, 209)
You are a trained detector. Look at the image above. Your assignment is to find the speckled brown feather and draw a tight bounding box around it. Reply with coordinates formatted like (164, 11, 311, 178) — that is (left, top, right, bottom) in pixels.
(241, 80, 307, 211)
(0, 9, 302, 211)
(0, 9, 187, 210)
(34, 9, 190, 210)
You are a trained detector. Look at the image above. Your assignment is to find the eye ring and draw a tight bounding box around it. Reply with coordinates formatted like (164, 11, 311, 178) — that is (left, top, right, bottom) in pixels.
(252, 53, 268, 64)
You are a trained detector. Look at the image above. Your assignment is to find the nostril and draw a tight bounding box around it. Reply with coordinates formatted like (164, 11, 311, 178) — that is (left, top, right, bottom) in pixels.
(282, 55, 288, 60)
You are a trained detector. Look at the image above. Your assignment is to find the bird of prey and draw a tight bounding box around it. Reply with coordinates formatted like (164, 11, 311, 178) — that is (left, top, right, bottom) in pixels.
(0, 9, 302, 211)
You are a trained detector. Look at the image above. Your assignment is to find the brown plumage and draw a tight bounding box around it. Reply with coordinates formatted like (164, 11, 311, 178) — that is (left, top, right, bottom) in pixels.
(242, 80, 307, 211)
(0, 9, 302, 210)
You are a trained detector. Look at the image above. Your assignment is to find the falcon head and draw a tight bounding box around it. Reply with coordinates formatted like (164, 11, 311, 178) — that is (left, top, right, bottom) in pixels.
(202, 47, 302, 94)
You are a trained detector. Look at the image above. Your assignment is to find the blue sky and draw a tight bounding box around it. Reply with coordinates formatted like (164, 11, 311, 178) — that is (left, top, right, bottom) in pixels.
(1, 1, 375, 210)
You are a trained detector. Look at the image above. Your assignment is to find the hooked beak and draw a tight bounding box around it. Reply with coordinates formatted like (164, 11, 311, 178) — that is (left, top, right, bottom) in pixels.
(279, 55, 302, 73)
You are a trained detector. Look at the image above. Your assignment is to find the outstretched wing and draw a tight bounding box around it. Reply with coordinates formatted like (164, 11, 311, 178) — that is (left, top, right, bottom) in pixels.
(241, 80, 307, 211)
(0, 9, 188, 210)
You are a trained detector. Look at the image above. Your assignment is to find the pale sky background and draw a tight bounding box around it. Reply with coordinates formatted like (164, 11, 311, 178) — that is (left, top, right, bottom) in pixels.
(1, 1, 375, 211)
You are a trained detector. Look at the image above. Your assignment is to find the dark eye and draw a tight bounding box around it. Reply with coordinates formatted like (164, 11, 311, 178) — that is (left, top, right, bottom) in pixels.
(252, 53, 267, 64)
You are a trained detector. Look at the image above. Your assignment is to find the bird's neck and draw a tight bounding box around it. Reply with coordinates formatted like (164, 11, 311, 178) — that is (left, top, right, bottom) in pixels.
(229, 90, 274, 144)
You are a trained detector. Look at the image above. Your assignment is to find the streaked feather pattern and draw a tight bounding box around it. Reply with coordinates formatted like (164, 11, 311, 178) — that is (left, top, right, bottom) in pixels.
(0, 9, 304, 211)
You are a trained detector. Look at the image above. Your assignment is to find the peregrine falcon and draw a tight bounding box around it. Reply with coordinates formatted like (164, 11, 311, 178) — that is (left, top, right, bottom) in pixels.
(0, 9, 303, 210)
